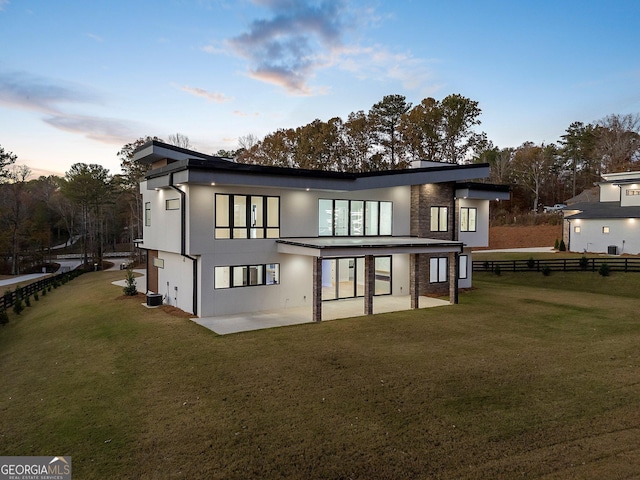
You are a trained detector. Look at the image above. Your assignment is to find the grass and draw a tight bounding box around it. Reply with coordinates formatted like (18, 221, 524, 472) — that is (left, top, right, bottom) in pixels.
(1, 270, 640, 479)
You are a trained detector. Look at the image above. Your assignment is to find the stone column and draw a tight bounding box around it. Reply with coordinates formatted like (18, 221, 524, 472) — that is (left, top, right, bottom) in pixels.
(312, 256, 322, 322)
(449, 251, 459, 305)
(409, 253, 420, 309)
(364, 255, 375, 315)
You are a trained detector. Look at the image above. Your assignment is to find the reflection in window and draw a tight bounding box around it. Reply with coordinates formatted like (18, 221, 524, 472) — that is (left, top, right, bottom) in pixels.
(430, 207, 448, 232)
(459, 255, 468, 279)
(460, 207, 477, 232)
(215, 194, 279, 239)
(215, 264, 279, 289)
(430, 257, 448, 283)
(319, 199, 392, 237)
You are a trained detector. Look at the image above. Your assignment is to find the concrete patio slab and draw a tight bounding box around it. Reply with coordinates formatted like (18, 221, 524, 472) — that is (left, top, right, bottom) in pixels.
(192, 295, 449, 335)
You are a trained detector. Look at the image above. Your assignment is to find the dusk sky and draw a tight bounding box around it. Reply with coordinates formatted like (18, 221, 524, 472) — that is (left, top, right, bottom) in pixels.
(1, 0, 639, 177)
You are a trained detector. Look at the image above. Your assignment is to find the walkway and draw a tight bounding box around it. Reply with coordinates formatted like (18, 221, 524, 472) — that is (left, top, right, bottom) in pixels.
(193, 295, 449, 335)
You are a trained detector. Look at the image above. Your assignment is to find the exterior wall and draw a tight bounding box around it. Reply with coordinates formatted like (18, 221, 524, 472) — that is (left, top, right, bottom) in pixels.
(140, 181, 182, 254)
(620, 184, 640, 207)
(567, 218, 640, 254)
(154, 251, 195, 314)
(459, 248, 473, 290)
(457, 198, 489, 248)
(599, 183, 620, 202)
(411, 183, 455, 240)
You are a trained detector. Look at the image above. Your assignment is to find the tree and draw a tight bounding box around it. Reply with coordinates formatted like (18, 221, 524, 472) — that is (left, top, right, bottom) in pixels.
(593, 113, 640, 173)
(399, 97, 443, 161)
(118, 136, 162, 251)
(2, 165, 32, 274)
(61, 163, 113, 267)
(342, 111, 374, 172)
(369, 94, 412, 167)
(512, 142, 558, 212)
(560, 121, 597, 197)
(0, 145, 17, 183)
(439, 94, 483, 164)
(167, 133, 191, 149)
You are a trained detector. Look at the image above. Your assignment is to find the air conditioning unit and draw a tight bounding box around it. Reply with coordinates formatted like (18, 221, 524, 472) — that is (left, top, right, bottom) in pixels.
(607, 245, 618, 255)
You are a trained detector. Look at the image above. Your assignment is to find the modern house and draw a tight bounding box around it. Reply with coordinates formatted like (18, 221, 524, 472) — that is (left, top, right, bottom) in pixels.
(563, 171, 640, 255)
(134, 140, 509, 322)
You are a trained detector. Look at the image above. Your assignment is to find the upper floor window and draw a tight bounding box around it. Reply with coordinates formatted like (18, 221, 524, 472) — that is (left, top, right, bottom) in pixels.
(145, 202, 151, 226)
(626, 189, 640, 196)
(460, 207, 477, 232)
(166, 198, 180, 210)
(430, 206, 448, 232)
(215, 194, 280, 239)
(319, 199, 392, 236)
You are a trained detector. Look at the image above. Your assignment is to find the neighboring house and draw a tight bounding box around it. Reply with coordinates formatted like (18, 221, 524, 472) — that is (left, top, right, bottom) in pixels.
(563, 171, 640, 255)
(134, 140, 509, 321)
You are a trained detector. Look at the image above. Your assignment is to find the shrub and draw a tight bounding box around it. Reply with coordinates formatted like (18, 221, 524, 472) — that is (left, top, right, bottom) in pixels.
(123, 268, 138, 296)
(579, 256, 589, 270)
(0, 309, 8, 326)
(494, 264, 501, 276)
(25, 296, 31, 307)
(527, 257, 535, 269)
(542, 266, 552, 276)
(599, 262, 611, 277)
(13, 298, 24, 315)
(42, 288, 47, 297)
(554, 238, 559, 250)
(34, 291, 39, 301)
(559, 239, 566, 251)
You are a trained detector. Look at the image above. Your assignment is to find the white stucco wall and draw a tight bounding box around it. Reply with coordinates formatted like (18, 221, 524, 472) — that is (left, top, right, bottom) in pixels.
(458, 199, 489, 248)
(140, 181, 183, 253)
(568, 218, 640, 254)
(155, 251, 195, 314)
(599, 184, 620, 202)
(620, 184, 640, 207)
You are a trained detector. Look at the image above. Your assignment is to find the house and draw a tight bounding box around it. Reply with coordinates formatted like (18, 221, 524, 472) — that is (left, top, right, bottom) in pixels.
(563, 171, 640, 255)
(134, 140, 509, 321)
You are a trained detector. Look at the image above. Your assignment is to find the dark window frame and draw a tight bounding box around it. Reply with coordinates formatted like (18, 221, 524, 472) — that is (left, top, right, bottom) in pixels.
(215, 193, 280, 239)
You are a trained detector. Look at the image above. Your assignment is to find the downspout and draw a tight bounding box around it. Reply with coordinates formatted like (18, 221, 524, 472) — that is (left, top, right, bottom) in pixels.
(169, 172, 198, 316)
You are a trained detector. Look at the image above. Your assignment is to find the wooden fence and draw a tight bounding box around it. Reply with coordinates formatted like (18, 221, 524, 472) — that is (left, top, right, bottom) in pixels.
(473, 257, 640, 273)
(1, 270, 84, 312)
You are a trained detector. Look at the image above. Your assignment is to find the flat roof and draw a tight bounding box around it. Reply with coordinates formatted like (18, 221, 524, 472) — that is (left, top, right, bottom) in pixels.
(564, 202, 640, 219)
(276, 237, 464, 257)
(136, 140, 492, 192)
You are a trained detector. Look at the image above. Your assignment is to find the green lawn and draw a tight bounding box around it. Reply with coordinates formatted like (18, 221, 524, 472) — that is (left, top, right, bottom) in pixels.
(1, 270, 639, 479)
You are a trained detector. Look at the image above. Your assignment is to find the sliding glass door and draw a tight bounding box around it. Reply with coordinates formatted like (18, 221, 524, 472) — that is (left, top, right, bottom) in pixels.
(321, 256, 391, 301)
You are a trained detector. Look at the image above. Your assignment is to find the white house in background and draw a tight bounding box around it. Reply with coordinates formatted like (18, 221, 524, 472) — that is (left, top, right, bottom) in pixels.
(563, 171, 640, 255)
(134, 140, 509, 321)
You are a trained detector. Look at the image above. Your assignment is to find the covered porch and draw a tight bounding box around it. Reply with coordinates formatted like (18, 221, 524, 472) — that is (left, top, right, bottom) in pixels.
(276, 237, 464, 322)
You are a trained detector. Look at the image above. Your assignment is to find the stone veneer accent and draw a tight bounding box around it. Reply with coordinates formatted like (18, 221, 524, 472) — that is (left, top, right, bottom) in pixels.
(410, 182, 457, 297)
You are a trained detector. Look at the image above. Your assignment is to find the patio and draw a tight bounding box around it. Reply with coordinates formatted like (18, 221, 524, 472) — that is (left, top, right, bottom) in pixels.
(192, 295, 449, 335)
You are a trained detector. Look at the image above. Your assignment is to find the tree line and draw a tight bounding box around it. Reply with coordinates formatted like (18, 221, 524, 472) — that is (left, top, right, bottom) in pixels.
(1, 93, 639, 273)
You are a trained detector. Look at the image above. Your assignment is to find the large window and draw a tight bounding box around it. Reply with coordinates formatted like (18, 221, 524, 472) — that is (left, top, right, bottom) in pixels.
(430, 257, 448, 283)
(214, 263, 280, 289)
(319, 199, 392, 237)
(430, 207, 448, 232)
(459, 255, 468, 280)
(145, 202, 151, 226)
(215, 194, 280, 239)
(321, 256, 392, 300)
(460, 207, 477, 232)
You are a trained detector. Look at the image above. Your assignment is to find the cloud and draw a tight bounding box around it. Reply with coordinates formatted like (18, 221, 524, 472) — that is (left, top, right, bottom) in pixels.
(0, 0, 9, 11)
(43, 114, 142, 145)
(86, 33, 103, 42)
(233, 110, 260, 117)
(227, 0, 349, 95)
(0, 70, 141, 145)
(0, 70, 100, 114)
(173, 84, 233, 103)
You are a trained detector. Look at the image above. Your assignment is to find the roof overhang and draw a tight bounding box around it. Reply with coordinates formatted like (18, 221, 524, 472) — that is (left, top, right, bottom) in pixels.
(456, 182, 511, 201)
(276, 237, 464, 257)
